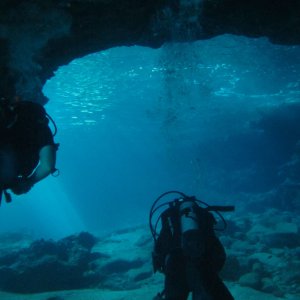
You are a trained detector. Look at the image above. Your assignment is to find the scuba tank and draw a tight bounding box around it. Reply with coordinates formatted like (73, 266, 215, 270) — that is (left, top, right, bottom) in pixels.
(150, 191, 234, 271)
(179, 199, 205, 258)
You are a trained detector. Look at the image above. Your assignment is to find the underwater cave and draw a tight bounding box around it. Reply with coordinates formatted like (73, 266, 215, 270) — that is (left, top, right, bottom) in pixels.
(0, 1, 300, 299)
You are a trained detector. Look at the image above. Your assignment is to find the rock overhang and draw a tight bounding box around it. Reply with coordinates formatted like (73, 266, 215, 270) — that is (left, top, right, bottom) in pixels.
(0, 0, 299, 104)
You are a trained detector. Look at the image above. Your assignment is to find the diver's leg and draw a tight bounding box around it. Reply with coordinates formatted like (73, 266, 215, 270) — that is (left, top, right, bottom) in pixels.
(164, 275, 189, 300)
(164, 254, 189, 300)
(192, 284, 212, 300)
(185, 261, 212, 300)
(203, 272, 234, 300)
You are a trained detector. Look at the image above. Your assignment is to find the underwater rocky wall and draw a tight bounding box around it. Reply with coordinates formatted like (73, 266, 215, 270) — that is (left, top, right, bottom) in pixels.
(0, 0, 300, 104)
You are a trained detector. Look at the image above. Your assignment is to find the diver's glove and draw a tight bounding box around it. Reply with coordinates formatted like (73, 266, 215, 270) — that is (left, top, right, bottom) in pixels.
(10, 177, 34, 195)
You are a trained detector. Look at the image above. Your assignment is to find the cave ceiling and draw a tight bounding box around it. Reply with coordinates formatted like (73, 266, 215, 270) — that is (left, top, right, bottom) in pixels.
(0, 0, 299, 104)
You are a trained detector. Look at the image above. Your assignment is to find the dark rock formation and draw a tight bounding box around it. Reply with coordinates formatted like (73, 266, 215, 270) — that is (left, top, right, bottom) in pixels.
(0, 0, 300, 104)
(0, 218, 300, 296)
(0, 229, 149, 294)
(100, 258, 145, 274)
(0, 232, 100, 293)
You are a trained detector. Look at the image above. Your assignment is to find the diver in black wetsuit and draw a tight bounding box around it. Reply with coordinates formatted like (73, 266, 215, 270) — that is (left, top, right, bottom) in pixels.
(150, 191, 234, 300)
(0, 98, 58, 201)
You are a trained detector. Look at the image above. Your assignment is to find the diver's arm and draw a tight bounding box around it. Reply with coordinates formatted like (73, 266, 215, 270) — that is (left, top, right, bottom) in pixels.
(28, 144, 56, 185)
(10, 145, 56, 195)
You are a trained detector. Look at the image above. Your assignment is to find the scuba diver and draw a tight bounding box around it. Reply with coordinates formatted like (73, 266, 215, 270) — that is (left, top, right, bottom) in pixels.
(150, 191, 235, 300)
(0, 97, 58, 203)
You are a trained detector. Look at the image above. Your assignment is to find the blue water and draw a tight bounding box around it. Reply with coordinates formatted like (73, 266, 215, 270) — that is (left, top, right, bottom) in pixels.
(1, 35, 300, 239)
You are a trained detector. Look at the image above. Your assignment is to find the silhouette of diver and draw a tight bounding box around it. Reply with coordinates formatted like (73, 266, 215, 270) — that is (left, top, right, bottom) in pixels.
(0, 98, 58, 202)
(150, 191, 235, 300)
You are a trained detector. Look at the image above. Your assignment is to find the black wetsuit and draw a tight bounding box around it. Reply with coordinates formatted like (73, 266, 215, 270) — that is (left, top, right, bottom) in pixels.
(154, 205, 234, 300)
(0, 102, 54, 188)
(163, 251, 234, 300)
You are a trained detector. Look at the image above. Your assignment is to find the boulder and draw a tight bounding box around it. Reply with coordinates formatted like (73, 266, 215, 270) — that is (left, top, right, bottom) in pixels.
(239, 272, 262, 290)
(0, 232, 100, 293)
